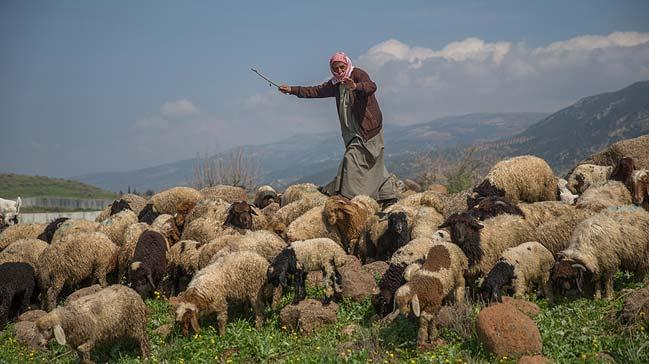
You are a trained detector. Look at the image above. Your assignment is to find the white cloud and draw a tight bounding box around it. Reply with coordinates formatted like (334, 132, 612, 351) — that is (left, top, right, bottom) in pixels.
(161, 99, 199, 118)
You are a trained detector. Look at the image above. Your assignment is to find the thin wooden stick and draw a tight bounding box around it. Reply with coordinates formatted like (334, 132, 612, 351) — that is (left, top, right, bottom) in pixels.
(251, 68, 281, 88)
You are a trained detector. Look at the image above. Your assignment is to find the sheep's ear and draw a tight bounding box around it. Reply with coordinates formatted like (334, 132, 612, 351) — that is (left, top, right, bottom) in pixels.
(411, 294, 421, 317)
(279, 271, 288, 288)
(190, 311, 201, 333)
(53, 325, 66, 345)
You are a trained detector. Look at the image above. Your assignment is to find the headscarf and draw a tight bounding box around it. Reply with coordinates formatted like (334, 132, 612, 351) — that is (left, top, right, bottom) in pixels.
(329, 52, 354, 84)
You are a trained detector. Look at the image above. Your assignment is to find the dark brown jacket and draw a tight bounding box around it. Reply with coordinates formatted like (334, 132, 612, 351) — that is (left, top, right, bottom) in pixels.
(289, 67, 383, 141)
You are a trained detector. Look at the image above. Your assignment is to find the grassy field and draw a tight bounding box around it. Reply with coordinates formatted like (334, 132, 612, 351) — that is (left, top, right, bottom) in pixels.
(0, 274, 646, 364)
(0, 174, 118, 200)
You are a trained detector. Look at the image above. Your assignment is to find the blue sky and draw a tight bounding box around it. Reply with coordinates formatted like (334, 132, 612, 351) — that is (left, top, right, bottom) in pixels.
(1, 0, 648, 177)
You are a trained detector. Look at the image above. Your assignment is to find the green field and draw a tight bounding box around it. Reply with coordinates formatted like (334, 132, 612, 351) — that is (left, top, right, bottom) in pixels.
(0, 275, 646, 363)
(0, 174, 118, 200)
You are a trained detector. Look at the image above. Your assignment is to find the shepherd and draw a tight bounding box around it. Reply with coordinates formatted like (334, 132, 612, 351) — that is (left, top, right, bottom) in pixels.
(278, 52, 398, 207)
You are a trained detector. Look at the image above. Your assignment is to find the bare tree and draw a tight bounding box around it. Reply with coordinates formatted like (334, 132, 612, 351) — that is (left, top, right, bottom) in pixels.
(191, 147, 262, 190)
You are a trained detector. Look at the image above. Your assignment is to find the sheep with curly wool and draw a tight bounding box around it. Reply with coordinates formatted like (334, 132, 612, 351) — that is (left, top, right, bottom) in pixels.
(170, 251, 273, 336)
(34, 284, 149, 363)
(127, 230, 168, 298)
(468, 155, 558, 208)
(36, 218, 69, 244)
(267, 238, 348, 304)
(0, 238, 49, 270)
(565, 164, 614, 194)
(574, 180, 633, 211)
(207, 230, 287, 265)
(185, 198, 230, 225)
(0, 262, 36, 329)
(37, 232, 118, 311)
(166, 240, 203, 296)
(280, 183, 322, 207)
(254, 185, 279, 209)
(354, 209, 410, 263)
(391, 242, 468, 347)
(0, 223, 46, 251)
(323, 195, 380, 253)
(50, 219, 101, 245)
(151, 187, 202, 216)
(481, 241, 554, 303)
(98, 209, 138, 247)
(260, 202, 280, 222)
(180, 217, 226, 246)
(552, 207, 649, 300)
(197, 234, 245, 269)
(533, 208, 597, 255)
(199, 185, 248, 203)
(285, 205, 343, 245)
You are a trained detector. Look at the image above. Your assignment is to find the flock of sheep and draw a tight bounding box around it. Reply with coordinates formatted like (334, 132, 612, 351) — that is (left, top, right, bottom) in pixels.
(0, 134, 648, 362)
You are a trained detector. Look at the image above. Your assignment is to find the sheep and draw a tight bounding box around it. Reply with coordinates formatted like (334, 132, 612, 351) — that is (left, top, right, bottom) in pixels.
(98, 209, 138, 247)
(151, 186, 202, 216)
(372, 233, 449, 317)
(467, 197, 575, 228)
(481, 241, 554, 303)
(1, 212, 19, 227)
(574, 180, 632, 211)
(96, 194, 148, 223)
(127, 230, 168, 298)
(0, 238, 49, 270)
(224, 201, 267, 230)
(439, 189, 474, 218)
(410, 205, 446, 240)
(166, 240, 203, 295)
(50, 219, 101, 245)
(578, 134, 649, 170)
(384, 190, 446, 217)
(557, 178, 578, 204)
(323, 195, 381, 252)
(34, 284, 150, 363)
(551, 207, 649, 300)
(185, 198, 230, 225)
(627, 169, 649, 209)
(533, 208, 597, 255)
(0, 196, 21, 215)
(391, 242, 468, 347)
(1, 262, 36, 329)
(267, 238, 348, 304)
(37, 232, 119, 311)
(150, 214, 181, 246)
(438, 213, 536, 282)
(260, 202, 280, 222)
(285, 205, 342, 245)
(565, 164, 614, 194)
(0, 223, 46, 251)
(466, 196, 524, 221)
(117, 222, 149, 280)
(137, 203, 159, 224)
(280, 183, 321, 206)
(354, 210, 410, 263)
(207, 230, 287, 265)
(36, 217, 69, 244)
(468, 155, 558, 208)
(169, 251, 273, 336)
(197, 234, 246, 269)
(199, 185, 248, 203)
(181, 217, 230, 245)
(254, 185, 279, 209)
(271, 193, 328, 227)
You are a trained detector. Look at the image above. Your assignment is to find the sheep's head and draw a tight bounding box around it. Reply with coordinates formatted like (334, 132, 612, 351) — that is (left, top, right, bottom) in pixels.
(387, 211, 408, 238)
(174, 200, 196, 229)
(480, 261, 515, 303)
(469, 180, 506, 208)
(438, 213, 484, 266)
(268, 220, 288, 242)
(610, 157, 636, 182)
(467, 196, 523, 220)
(169, 297, 200, 337)
(37, 217, 69, 244)
(267, 248, 297, 288)
(254, 190, 279, 209)
(128, 261, 156, 298)
(630, 171, 649, 206)
(551, 257, 592, 297)
(138, 203, 159, 224)
(34, 312, 66, 347)
(224, 201, 257, 230)
(110, 199, 131, 216)
(394, 285, 417, 317)
(3, 213, 19, 227)
(324, 195, 350, 226)
(159, 218, 181, 245)
(372, 264, 407, 317)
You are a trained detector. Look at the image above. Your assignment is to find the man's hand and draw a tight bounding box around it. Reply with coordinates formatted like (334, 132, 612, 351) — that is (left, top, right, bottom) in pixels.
(341, 78, 356, 91)
(278, 85, 291, 94)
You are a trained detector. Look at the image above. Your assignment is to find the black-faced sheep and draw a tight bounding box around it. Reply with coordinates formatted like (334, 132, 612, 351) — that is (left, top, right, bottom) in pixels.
(166, 240, 203, 296)
(355, 210, 410, 263)
(137, 203, 159, 224)
(0, 262, 36, 329)
(254, 185, 279, 209)
(169, 251, 273, 336)
(551, 207, 649, 300)
(37, 232, 119, 311)
(127, 230, 168, 298)
(481, 241, 554, 303)
(267, 238, 348, 304)
(468, 155, 558, 208)
(34, 285, 149, 363)
(224, 201, 261, 230)
(36, 217, 69, 244)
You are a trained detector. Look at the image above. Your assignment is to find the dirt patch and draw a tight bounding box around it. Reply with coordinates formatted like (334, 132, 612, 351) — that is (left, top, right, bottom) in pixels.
(339, 256, 379, 302)
(279, 298, 339, 335)
(476, 303, 542, 357)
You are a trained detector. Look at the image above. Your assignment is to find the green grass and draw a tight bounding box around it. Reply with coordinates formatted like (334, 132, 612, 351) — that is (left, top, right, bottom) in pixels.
(0, 174, 118, 200)
(0, 278, 646, 364)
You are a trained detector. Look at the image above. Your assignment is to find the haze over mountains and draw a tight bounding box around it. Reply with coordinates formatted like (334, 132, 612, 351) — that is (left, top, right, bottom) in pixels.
(74, 80, 649, 193)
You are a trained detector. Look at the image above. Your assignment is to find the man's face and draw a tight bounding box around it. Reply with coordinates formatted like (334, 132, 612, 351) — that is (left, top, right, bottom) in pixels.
(331, 61, 347, 75)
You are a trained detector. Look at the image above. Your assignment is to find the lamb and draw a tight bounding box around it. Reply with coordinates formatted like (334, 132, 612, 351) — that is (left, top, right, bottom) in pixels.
(280, 183, 322, 206)
(34, 284, 150, 363)
(372, 233, 450, 317)
(166, 240, 203, 295)
(98, 209, 138, 247)
(0, 238, 49, 270)
(169, 251, 273, 336)
(254, 185, 279, 209)
(565, 164, 613, 194)
(481, 241, 554, 303)
(468, 155, 558, 208)
(127, 230, 168, 298)
(36, 217, 69, 243)
(551, 207, 649, 300)
(207, 230, 287, 265)
(323, 195, 381, 252)
(391, 242, 468, 347)
(267, 238, 348, 304)
(37, 232, 119, 311)
(438, 212, 536, 282)
(0, 223, 46, 251)
(574, 180, 632, 211)
(199, 184, 248, 203)
(0, 262, 36, 329)
(354, 210, 410, 263)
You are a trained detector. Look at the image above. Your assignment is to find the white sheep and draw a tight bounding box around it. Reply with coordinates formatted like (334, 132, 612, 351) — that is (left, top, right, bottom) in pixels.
(565, 164, 613, 194)
(0, 238, 49, 270)
(574, 180, 632, 211)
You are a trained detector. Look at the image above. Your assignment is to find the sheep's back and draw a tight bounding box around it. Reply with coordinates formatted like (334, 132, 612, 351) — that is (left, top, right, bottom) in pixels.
(0, 224, 46, 251)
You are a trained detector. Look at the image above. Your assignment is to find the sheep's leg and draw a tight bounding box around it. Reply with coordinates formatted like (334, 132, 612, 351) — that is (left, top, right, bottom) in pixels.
(292, 270, 306, 305)
(417, 316, 429, 348)
(542, 273, 554, 304)
(271, 286, 282, 310)
(455, 277, 466, 304)
(19, 286, 33, 314)
(0, 301, 10, 328)
(251, 292, 266, 329)
(604, 275, 614, 300)
(76, 340, 96, 364)
(131, 324, 150, 358)
(427, 316, 438, 343)
(512, 278, 527, 299)
(593, 277, 602, 300)
(45, 280, 63, 311)
(216, 312, 229, 336)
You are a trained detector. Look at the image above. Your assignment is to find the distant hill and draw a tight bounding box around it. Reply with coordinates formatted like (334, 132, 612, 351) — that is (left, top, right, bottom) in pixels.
(0, 174, 118, 199)
(501, 81, 649, 175)
(73, 112, 546, 192)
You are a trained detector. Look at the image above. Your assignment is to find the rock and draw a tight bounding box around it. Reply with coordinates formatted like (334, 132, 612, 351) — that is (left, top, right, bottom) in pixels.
(279, 298, 338, 335)
(153, 323, 174, 338)
(65, 284, 102, 304)
(620, 286, 649, 325)
(339, 256, 378, 302)
(17, 310, 47, 322)
(306, 271, 325, 288)
(476, 303, 542, 357)
(517, 355, 552, 364)
(362, 261, 389, 279)
(501, 296, 541, 318)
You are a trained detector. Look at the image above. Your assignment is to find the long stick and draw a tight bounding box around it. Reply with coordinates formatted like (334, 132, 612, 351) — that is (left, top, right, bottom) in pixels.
(251, 68, 281, 88)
